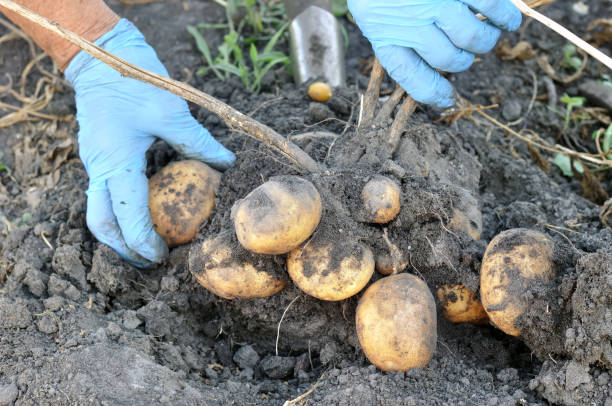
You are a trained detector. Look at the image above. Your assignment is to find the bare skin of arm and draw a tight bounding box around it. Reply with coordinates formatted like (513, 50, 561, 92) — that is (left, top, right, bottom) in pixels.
(0, 0, 119, 70)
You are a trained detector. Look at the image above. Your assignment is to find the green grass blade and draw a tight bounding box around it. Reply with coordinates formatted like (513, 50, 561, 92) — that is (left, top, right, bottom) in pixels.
(186, 25, 223, 80)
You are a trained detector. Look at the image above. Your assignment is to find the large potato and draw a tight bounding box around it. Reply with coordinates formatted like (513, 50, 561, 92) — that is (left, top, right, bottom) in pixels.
(356, 273, 437, 371)
(480, 229, 555, 336)
(231, 176, 322, 255)
(188, 232, 286, 299)
(436, 284, 489, 325)
(361, 176, 401, 224)
(287, 238, 374, 301)
(149, 160, 220, 247)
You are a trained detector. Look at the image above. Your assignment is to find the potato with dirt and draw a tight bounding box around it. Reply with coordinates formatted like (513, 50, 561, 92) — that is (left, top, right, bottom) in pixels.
(231, 176, 322, 255)
(480, 228, 555, 336)
(188, 232, 286, 299)
(361, 176, 401, 224)
(356, 273, 437, 371)
(287, 234, 375, 301)
(149, 160, 220, 247)
(436, 284, 489, 325)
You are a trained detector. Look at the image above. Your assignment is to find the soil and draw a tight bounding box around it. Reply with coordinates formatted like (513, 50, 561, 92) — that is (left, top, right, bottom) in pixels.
(1, 0, 611, 405)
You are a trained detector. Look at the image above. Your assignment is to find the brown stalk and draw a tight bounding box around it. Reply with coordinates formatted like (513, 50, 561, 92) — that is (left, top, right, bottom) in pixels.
(360, 58, 384, 128)
(0, 0, 321, 173)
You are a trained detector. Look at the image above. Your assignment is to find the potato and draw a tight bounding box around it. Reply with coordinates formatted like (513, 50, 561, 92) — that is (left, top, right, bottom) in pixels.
(356, 273, 437, 371)
(287, 238, 374, 301)
(446, 190, 482, 240)
(362, 176, 401, 224)
(436, 284, 489, 325)
(307, 82, 332, 102)
(375, 253, 394, 276)
(188, 232, 286, 299)
(480, 229, 554, 336)
(149, 160, 220, 247)
(231, 176, 322, 255)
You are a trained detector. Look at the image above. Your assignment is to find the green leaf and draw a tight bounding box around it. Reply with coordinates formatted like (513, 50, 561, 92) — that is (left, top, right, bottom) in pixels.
(215, 62, 242, 76)
(249, 43, 259, 67)
(560, 94, 585, 109)
(332, 0, 349, 17)
(553, 154, 584, 177)
(262, 23, 288, 56)
(186, 26, 223, 80)
(603, 124, 612, 158)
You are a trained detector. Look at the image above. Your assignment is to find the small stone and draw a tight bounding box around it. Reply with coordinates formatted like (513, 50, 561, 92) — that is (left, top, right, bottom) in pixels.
(501, 99, 522, 121)
(36, 315, 58, 334)
(579, 80, 612, 111)
(204, 366, 218, 380)
(0, 383, 18, 406)
(43, 296, 64, 312)
(259, 356, 295, 379)
(233, 345, 260, 369)
(92, 327, 107, 343)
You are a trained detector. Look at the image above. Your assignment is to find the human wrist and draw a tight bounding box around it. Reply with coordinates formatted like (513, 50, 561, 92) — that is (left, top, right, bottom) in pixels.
(55, 10, 120, 71)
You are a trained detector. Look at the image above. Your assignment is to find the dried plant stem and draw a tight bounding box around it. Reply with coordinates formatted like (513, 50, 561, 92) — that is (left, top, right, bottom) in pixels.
(510, 0, 612, 70)
(0, 0, 321, 173)
(360, 58, 384, 128)
(388, 96, 417, 152)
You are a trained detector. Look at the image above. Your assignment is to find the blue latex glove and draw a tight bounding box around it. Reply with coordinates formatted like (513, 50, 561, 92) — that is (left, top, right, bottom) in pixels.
(66, 19, 236, 268)
(348, 0, 522, 108)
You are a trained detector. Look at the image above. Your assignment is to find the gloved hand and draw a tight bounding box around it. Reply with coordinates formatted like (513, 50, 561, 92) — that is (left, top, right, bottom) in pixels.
(65, 19, 235, 268)
(348, 0, 522, 108)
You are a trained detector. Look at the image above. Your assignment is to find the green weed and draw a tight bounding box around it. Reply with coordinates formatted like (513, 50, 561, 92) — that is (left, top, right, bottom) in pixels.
(187, 0, 290, 93)
(561, 44, 582, 71)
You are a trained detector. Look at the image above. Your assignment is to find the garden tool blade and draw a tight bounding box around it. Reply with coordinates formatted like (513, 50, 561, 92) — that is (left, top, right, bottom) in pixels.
(285, 0, 346, 87)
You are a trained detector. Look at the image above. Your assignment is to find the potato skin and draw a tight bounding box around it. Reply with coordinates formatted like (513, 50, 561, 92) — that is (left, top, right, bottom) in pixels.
(149, 160, 220, 247)
(375, 253, 394, 276)
(447, 207, 482, 240)
(436, 284, 489, 325)
(362, 176, 401, 224)
(188, 233, 286, 299)
(307, 82, 332, 102)
(287, 240, 374, 301)
(231, 176, 322, 255)
(480, 229, 554, 336)
(356, 274, 437, 372)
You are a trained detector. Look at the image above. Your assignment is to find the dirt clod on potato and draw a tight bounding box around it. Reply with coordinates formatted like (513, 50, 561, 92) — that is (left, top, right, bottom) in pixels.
(149, 160, 220, 247)
(436, 284, 489, 325)
(361, 176, 401, 224)
(188, 231, 286, 299)
(480, 228, 555, 336)
(356, 273, 437, 372)
(231, 176, 322, 255)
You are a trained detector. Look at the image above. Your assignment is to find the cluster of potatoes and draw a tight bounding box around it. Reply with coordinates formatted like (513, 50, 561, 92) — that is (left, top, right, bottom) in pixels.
(149, 160, 557, 372)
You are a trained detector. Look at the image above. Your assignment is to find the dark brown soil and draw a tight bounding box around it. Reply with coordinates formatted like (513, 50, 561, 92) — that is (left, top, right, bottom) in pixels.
(1, 0, 611, 405)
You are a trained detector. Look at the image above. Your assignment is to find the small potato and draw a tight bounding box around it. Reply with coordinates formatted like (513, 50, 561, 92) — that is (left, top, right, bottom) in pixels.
(307, 82, 332, 102)
(188, 232, 286, 299)
(362, 176, 401, 224)
(356, 273, 437, 371)
(446, 190, 482, 240)
(436, 284, 489, 325)
(287, 238, 374, 301)
(232, 176, 322, 255)
(375, 253, 394, 276)
(480, 229, 554, 336)
(149, 160, 220, 247)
